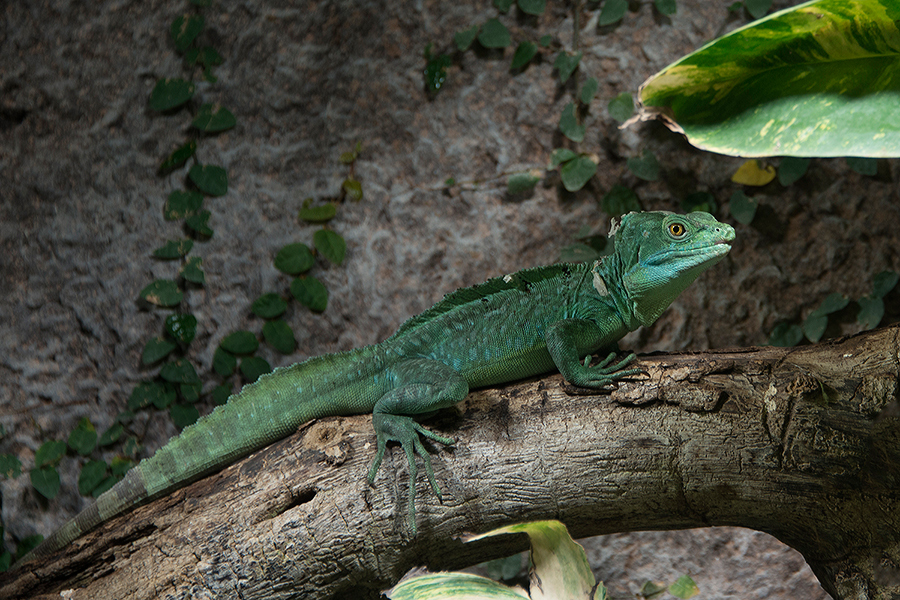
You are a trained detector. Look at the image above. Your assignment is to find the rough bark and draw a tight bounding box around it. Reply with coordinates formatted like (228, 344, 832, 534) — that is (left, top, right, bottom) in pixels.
(2, 324, 898, 600)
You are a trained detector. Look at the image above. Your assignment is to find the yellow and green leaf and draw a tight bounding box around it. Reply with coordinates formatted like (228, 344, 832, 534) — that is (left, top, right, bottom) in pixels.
(387, 520, 601, 600)
(637, 0, 900, 157)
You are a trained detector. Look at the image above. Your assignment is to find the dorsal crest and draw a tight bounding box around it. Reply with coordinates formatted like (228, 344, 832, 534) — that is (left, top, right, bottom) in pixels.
(392, 263, 574, 337)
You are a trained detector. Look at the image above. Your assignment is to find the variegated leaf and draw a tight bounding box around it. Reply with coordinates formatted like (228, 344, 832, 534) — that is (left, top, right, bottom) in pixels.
(636, 0, 900, 157)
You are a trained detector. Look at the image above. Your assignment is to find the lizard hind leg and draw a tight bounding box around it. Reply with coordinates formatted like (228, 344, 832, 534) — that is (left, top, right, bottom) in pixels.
(366, 358, 467, 533)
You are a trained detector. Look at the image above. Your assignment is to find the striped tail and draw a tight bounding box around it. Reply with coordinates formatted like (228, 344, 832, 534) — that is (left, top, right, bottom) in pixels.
(18, 344, 385, 565)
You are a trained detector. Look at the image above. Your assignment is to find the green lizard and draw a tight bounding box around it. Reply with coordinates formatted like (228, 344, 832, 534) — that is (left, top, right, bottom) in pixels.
(18, 210, 734, 564)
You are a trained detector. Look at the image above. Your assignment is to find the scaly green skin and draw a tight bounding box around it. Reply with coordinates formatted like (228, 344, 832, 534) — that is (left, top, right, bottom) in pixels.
(19, 210, 734, 564)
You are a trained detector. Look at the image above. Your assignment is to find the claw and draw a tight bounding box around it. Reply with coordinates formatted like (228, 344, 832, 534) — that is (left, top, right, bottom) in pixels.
(367, 414, 454, 534)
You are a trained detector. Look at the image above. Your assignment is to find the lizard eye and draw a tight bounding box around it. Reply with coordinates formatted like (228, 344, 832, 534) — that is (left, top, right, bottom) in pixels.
(668, 222, 687, 238)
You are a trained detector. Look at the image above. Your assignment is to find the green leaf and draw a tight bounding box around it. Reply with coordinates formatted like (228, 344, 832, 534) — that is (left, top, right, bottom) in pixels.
(454, 25, 479, 52)
(507, 172, 541, 195)
(518, 0, 546, 16)
(494, 0, 514, 13)
(181, 256, 205, 284)
(211, 383, 232, 406)
(170, 14, 204, 53)
(15, 536, 44, 561)
(164, 313, 197, 344)
(314, 229, 347, 266)
(275, 243, 315, 275)
(655, 0, 677, 15)
(221, 330, 259, 354)
(549, 147, 578, 168)
(92, 476, 118, 498)
(480, 553, 525, 581)
(189, 164, 228, 196)
(626, 150, 660, 181)
(472, 521, 596, 599)
(392, 520, 598, 599)
(872, 271, 899, 298)
(669, 575, 699, 599)
(128, 382, 174, 411)
(478, 18, 511, 49)
(342, 178, 363, 202)
(388, 572, 529, 600)
(778, 157, 810, 186)
(153, 239, 193, 259)
(682, 191, 717, 214)
(423, 52, 452, 93)
(164, 190, 203, 220)
(560, 155, 598, 192)
(78, 460, 108, 496)
(170, 403, 200, 428)
(212, 346, 237, 377)
(67, 418, 97, 456)
(559, 102, 586, 142)
(240, 356, 271, 383)
(640, 580, 668, 598)
(539, 34, 552, 47)
(846, 156, 878, 175)
(511, 41, 538, 69)
(142, 336, 177, 364)
(601, 185, 641, 217)
(160, 359, 201, 385)
(98, 423, 125, 447)
(263, 320, 296, 354)
(34, 440, 65, 469)
(291, 276, 329, 312)
(158, 385, 178, 409)
(185, 210, 213, 237)
(110, 456, 135, 478)
(816, 292, 849, 315)
(553, 51, 582, 84)
(299, 202, 337, 223)
(123, 436, 143, 457)
(180, 382, 201, 403)
(745, 0, 773, 19)
(151, 383, 175, 410)
(639, 0, 900, 157)
(857, 296, 884, 330)
(607, 92, 634, 122)
(192, 103, 236, 132)
(30, 467, 60, 500)
(140, 279, 183, 307)
(580, 77, 599, 104)
(0, 454, 22, 479)
(803, 312, 828, 343)
(769, 321, 803, 346)
(149, 78, 195, 112)
(159, 140, 197, 172)
(729, 190, 758, 225)
(252, 293, 288, 319)
(599, 0, 628, 25)
(196, 46, 223, 67)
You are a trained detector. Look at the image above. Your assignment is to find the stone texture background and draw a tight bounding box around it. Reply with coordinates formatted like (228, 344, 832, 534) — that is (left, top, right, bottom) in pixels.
(2, 0, 898, 596)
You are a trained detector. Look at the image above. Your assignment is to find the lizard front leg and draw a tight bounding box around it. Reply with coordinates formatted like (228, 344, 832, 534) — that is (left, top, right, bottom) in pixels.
(367, 358, 467, 533)
(545, 318, 639, 388)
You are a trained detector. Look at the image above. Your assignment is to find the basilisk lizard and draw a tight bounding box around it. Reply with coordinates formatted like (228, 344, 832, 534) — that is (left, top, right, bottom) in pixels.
(18, 210, 734, 564)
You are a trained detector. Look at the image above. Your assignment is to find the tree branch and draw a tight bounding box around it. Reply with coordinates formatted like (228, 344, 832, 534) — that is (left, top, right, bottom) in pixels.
(4, 324, 899, 600)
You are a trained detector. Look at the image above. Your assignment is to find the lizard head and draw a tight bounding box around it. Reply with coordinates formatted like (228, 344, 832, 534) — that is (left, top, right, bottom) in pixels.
(612, 211, 735, 327)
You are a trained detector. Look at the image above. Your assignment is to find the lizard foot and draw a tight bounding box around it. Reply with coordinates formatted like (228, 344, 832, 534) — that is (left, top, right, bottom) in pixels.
(567, 351, 642, 389)
(367, 413, 455, 534)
